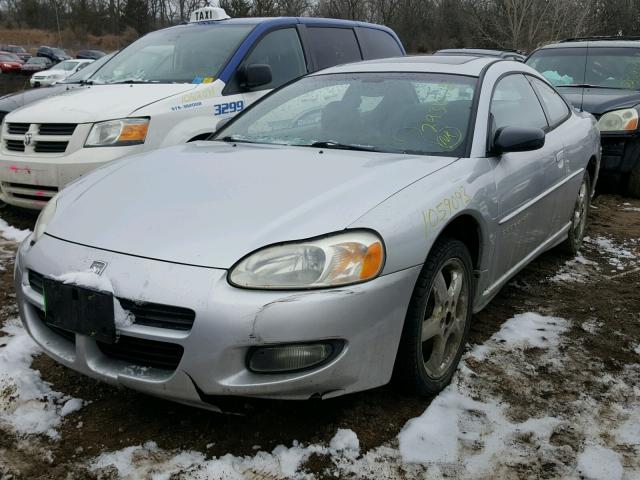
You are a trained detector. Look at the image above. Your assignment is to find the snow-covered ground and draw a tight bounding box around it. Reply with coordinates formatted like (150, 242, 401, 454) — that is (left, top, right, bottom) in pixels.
(84, 312, 640, 480)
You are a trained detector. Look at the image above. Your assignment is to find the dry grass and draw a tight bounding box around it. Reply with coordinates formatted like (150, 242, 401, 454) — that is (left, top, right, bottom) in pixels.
(0, 27, 139, 55)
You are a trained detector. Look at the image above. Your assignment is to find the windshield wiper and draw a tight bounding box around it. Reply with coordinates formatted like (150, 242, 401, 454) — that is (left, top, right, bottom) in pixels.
(306, 141, 382, 152)
(218, 135, 261, 144)
(107, 79, 149, 84)
(560, 83, 628, 90)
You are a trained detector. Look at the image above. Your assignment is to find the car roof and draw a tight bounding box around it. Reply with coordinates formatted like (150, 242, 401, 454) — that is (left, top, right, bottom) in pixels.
(177, 15, 395, 32)
(435, 48, 521, 57)
(317, 55, 501, 77)
(537, 39, 640, 49)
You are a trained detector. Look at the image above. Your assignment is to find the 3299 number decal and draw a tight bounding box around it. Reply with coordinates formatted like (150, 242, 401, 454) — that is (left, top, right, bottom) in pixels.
(214, 100, 244, 116)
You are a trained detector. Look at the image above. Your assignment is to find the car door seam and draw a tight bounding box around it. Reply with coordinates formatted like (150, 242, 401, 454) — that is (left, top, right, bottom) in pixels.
(498, 167, 584, 225)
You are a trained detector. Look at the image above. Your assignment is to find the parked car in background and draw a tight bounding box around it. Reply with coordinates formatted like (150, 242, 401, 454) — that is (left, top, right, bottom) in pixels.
(0, 52, 24, 73)
(36, 46, 71, 63)
(0, 53, 115, 124)
(435, 48, 526, 62)
(0, 44, 31, 61)
(15, 55, 600, 408)
(29, 59, 93, 87)
(0, 3, 405, 209)
(76, 49, 106, 60)
(527, 37, 640, 197)
(21, 57, 53, 73)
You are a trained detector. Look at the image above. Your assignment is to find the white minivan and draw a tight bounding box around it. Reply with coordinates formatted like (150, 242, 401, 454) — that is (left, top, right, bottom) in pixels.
(0, 5, 404, 209)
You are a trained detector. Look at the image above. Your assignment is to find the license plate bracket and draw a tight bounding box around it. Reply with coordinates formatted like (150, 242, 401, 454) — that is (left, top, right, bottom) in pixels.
(43, 277, 116, 344)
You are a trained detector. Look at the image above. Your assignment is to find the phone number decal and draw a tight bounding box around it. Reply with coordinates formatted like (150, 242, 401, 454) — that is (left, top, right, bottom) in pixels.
(214, 100, 244, 116)
(421, 186, 472, 236)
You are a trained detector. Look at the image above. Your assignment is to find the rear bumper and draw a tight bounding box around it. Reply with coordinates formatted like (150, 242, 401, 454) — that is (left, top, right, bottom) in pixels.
(15, 234, 419, 407)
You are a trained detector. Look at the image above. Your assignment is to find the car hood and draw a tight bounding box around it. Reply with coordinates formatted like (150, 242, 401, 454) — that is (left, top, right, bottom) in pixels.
(48, 142, 455, 269)
(0, 85, 69, 111)
(557, 86, 640, 115)
(7, 84, 197, 123)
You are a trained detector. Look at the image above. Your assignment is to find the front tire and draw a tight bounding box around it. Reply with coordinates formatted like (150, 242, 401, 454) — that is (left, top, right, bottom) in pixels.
(394, 237, 473, 395)
(561, 173, 591, 255)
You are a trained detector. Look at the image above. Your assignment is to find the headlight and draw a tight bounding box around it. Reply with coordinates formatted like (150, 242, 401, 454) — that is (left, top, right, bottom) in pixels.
(85, 118, 149, 147)
(32, 195, 58, 244)
(598, 108, 639, 132)
(229, 230, 385, 289)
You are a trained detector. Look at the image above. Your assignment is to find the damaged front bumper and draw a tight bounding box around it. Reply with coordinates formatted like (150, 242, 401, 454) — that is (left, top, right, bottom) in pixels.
(15, 234, 420, 409)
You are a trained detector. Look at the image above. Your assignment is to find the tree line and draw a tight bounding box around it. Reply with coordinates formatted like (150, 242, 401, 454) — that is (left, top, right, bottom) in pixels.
(1, 0, 640, 52)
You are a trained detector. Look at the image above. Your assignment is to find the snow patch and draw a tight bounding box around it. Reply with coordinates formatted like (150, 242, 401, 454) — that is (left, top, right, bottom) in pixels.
(577, 445, 624, 480)
(0, 217, 31, 242)
(55, 271, 134, 328)
(471, 312, 568, 360)
(0, 318, 84, 438)
(584, 235, 637, 271)
(549, 253, 599, 283)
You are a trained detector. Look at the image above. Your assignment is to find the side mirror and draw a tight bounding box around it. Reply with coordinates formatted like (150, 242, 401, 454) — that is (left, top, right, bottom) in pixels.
(493, 126, 545, 154)
(242, 64, 272, 89)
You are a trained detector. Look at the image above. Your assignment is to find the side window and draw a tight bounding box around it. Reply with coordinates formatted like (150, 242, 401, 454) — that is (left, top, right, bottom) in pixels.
(490, 74, 548, 134)
(307, 27, 361, 70)
(528, 77, 570, 127)
(357, 28, 403, 60)
(243, 28, 307, 91)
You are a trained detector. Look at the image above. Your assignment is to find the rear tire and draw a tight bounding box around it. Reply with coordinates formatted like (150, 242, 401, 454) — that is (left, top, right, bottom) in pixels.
(394, 237, 473, 395)
(561, 173, 591, 255)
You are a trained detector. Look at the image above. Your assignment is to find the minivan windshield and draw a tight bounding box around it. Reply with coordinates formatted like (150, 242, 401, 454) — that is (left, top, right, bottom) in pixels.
(527, 47, 640, 89)
(215, 72, 477, 157)
(91, 24, 252, 84)
(56, 60, 83, 71)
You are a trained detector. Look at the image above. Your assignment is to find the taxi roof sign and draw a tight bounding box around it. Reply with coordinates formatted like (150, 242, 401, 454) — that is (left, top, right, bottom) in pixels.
(190, 3, 230, 22)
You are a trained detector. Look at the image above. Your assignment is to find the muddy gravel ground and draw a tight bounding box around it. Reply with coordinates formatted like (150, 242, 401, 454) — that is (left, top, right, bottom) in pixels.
(0, 195, 639, 480)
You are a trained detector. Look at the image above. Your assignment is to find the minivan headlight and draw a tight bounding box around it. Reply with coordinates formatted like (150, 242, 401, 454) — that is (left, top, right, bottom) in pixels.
(598, 108, 639, 132)
(229, 231, 385, 289)
(32, 195, 58, 244)
(85, 118, 149, 147)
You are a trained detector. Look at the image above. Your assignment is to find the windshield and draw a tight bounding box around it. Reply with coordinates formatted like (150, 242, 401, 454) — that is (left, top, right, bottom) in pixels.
(62, 53, 114, 83)
(91, 24, 252, 84)
(527, 47, 640, 89)
(27, 58, 46, 64)
(215, 72, 477, 157)
(0, 54, 18, 62)
(5, 46, 24, 53)
(52, 48, 67, 56)
(57, 60, 81, 71)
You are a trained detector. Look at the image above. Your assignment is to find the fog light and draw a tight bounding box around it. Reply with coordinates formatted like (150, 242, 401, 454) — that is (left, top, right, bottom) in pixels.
(248, 342, 341, 373)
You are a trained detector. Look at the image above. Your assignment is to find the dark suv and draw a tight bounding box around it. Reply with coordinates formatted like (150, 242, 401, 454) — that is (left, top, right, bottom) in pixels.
(527, 37, 640, 197)
(36, 46, 71, 63)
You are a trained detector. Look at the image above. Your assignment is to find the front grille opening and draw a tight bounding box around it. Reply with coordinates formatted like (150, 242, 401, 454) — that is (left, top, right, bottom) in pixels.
(11, 192, 51, 202)
(97, 336, 184, 370)
(28, 270, 196, 331)
(36, 307, 76, 344)
(8, 182, 58, 192)
(118, 299, 195, 331)
(34, 141, 68, 153)
(5, 139, 25, 152)
(38, 123, 76, 136)
(7, 123, 29, 135)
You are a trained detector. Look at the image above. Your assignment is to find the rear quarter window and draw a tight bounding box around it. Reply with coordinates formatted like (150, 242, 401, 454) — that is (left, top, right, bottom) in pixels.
(357, 28, 403, 59)
(307, 27, 362, 70)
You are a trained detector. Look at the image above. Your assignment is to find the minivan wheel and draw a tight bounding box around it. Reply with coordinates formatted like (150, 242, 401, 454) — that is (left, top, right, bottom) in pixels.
(394, 237, 473, 395)
(561, 173, 591, 255)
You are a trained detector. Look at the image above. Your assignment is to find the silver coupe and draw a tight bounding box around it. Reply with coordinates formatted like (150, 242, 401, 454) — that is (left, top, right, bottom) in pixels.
(15, 55, 600, 410)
